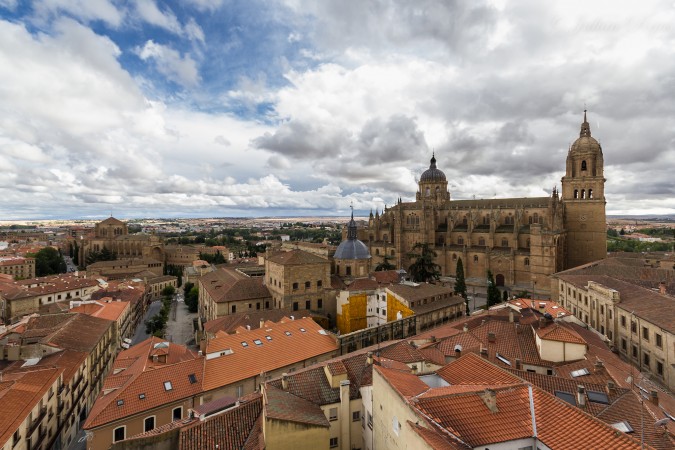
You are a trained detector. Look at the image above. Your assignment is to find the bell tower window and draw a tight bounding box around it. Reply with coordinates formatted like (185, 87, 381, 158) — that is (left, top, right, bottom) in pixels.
(574, 189, 579, 199)
(581, 189, 586, 199)
(588, 189, 593, 199)
(581, 160, 587, 171)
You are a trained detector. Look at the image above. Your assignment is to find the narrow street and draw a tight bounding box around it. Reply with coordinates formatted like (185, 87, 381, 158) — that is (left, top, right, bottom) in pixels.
(131, 300, 163, 345)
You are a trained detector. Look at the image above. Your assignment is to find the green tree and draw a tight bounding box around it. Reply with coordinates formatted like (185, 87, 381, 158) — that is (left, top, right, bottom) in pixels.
(32, 247, 67, 276)
(185, 286, 199, 313)
(486, 270, 501, 307)
(161, 285, 176, 298)
(375, 254, 396, 272)
(454, 257, 469, 315)
(407, 243, 441, 283)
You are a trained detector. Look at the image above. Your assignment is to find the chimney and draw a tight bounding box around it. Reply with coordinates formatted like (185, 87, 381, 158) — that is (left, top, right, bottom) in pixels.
(538, 302, 546, 312)
(594, 360, 605, 373)
(281, 373, 289, 390)
(290, 315, 294, 320)
(539, 317, 546, 328)
(366, 351, 373, 366)
(463, 324, 469, 333)
(479, 389, 499, 413)
(260, 318, 265, 329)
(515, 323, 522, 334)
(480, 347, 488, 358)
(411, 364, 418, 374)
(430, 335, 436, 342)
(487, 332, 496, 343)
(650, 390, 659, 406)
(509, 309, 514, 323)
(606, 381, 615, 395)
(246, 325, 251, 331)
(659, 281, 666, 295)
(454, 344, 462, 358)
(515, 359, 522, 370)
(577, 385, 586, 407)
(481, 320, 486, 326)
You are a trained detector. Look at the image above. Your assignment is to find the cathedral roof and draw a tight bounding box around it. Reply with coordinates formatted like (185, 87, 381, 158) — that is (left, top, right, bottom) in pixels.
(570, 111, 601, 154)
(420, 153, 447, 182)
(334, 209, 371, 260)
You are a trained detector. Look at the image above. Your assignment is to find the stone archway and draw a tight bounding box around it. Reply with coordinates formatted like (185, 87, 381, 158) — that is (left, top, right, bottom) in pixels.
(495, 273, 505, 287)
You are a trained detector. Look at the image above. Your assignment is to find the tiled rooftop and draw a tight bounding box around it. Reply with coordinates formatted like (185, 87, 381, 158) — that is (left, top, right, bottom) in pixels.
(265, 249, 329, 265)
(264, 384, 330, 427)
(200, 267, 270, 303)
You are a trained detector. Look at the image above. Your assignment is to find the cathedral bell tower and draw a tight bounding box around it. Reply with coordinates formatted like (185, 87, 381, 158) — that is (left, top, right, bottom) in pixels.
(561, 111, 607, 269)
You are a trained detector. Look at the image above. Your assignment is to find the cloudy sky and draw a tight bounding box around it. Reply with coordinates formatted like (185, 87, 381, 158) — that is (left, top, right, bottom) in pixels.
(1, 0, 674, 220)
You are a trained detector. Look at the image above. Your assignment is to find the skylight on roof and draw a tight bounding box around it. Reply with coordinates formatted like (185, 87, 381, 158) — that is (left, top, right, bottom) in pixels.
(285, 331, 292, 336)
(153, 341, 170, 349)
(139, 393, 146, 399)
(587, 390, 610, 404)
(495, 352, 511, 366)
(241, 341, 249, 347)
(570, 368, 590, 377)
(299, 328, 306, 332)
(611, 421, 634, 433)
(253, 339, 263, 346)
(188, 374, 197, 384)
(164, 381, 173, 391)
(117, 399, 124, 406)
(265, 335, 272, 341)
(554, 390, 576, 406)
(318, 329, 327, 335)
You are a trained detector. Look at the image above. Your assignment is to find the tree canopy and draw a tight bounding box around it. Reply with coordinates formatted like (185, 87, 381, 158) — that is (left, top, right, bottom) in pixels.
(486, 270, 501, 307)
(32, 247, 67, 277)
(407, 243, 440, 283)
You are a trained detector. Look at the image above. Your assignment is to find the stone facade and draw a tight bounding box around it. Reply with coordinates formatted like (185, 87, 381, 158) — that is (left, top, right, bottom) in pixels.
(264, 250, 331, 314)
(363, 112, 606, 297)
(0, 256, 35, 280)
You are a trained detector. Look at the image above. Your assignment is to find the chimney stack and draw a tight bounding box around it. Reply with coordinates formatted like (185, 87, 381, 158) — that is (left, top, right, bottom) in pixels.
(515, 359, 522, 370)
(487, 332, 496, 343)
(463, 324, 469, 333)
(454, 344, 462, 358)
(260, 318, 265, 329)
(430, 335, 436, 342)
(509, 309, 514, 323)
(577, 385, 586, 407)
(539, 317, 546, 328)
(515, 323, 522, 334)
(659, 281, 666, 295)
(606, 381, 615, 395)
(281, 373, 289, 390)
(366, 351, 373, 366)
(480, 389, 499, 413)
(650, 390, 659, 406)
(594, 360, 605, 373)
(480, 347, 488, 358)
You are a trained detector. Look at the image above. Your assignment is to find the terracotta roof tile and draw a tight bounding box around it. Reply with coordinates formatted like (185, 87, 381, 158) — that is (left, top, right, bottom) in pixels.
(375, 366, 429, 398)
(203, 308, 294, 334)
(265, 249, 329, 265)
(264, 384, 330, 427)
(203, 317, 338, 392)
(179, 394, 263, 450)
(436, 353, 522, 385)
(535, 322, 586, 344)
(408, 420, 471, 450)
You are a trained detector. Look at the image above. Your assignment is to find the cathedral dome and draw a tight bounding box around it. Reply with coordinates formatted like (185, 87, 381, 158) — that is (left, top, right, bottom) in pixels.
(420, 154, 446, 182)
(570, 111, 601, 154)
(334, 212, 371, 260)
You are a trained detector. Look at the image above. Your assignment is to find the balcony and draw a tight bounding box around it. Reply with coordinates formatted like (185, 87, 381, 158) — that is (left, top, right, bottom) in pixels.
(28, 407, 47, 435)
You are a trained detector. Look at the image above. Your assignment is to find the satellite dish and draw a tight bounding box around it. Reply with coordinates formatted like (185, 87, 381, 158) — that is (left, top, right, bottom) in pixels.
(654, 418, 670, 427)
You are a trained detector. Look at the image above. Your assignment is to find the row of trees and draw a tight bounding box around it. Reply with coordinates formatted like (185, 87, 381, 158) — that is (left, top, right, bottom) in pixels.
(145, 285, 176, 337)
(30, 247, 67, 277)
(183, 282, 199, 313)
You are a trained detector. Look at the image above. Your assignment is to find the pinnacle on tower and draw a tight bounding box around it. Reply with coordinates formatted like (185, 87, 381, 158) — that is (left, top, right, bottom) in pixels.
(580, 110, 591, 137)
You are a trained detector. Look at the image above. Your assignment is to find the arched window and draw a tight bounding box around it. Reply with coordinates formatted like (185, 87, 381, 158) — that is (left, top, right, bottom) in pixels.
(588, 189, 593, 199)
(574, 189, 579, 199)
(383, 234, 388, 242)
(581, 189, 586, 199)
(457, 237, 464, 245)
(581, 160, 587, 171)
(452, 254, 457, 261)
(375, 249, 380, 255)
(435, 186, 440, 195)
(478, 237, 485, 246)
(526, 238, 531, 247)
(524, 258, 530, 266)
(501, 238, 508, 247)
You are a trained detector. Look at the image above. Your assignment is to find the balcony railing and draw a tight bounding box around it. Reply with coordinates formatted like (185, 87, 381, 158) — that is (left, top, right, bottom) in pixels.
(28, 407, 47, 434)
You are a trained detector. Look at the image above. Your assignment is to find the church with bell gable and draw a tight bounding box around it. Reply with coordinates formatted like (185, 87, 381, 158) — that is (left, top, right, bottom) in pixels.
(361, 112, 607, 297)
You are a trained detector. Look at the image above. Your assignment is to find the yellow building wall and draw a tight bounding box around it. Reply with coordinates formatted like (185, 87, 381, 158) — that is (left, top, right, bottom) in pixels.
(386, 294, 414, 322)
(265, 418, 329, 450)
(337, 293, 368, 334)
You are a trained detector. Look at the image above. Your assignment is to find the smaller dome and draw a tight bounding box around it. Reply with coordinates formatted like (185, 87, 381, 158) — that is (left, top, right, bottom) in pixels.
(420, 154, 446, 182)
(334, 239, 371, 260)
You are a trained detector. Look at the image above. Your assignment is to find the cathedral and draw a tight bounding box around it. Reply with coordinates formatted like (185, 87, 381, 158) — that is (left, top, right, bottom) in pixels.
(360, 112, 607, 297)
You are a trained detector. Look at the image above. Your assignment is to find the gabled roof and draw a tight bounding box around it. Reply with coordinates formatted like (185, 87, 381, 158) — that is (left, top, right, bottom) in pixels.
(264, 384, 330, 428)
(535, 322, 586, 345)
(84, 338, 202, 429)
(375, 365, 429, 398)
(203, 317, 338, 392)
(436, 353, 522, 386)
(203, 308, 293, 334)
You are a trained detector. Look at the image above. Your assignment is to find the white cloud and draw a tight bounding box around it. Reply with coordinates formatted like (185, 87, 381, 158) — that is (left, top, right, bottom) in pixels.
(184, 17, 205, 44)
(34, 0, 125, 27)
(134, 0, 182, 34)
(136, 40, 200, 87)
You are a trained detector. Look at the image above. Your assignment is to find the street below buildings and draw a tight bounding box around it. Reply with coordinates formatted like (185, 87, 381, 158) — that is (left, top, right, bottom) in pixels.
(131, 300, 163, 345)
(166, 293, 198, 347)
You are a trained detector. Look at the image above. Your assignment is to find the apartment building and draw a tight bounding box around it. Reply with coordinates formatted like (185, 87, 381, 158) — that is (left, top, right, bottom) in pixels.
(0, 256, 35, 280)
(198, 266, 271, 321)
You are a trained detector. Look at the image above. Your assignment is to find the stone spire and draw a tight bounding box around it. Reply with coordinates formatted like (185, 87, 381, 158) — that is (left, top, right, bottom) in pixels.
(580, 110, 591, 137)
(347, 203, 357, 240)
